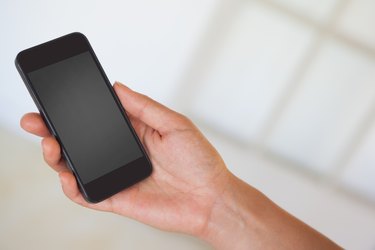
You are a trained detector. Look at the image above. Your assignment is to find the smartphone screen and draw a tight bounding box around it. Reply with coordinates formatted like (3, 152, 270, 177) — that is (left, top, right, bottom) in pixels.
(16, 33, 152, 203)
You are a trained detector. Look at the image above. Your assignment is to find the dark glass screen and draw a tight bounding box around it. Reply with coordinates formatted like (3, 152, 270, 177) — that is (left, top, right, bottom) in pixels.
(28, 51, 142, 184)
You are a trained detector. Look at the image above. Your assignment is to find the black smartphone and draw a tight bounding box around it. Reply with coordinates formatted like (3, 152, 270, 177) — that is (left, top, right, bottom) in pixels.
(15, 32, 152, 203)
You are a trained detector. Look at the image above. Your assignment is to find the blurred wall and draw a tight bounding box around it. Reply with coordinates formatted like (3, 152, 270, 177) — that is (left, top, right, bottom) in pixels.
(1, 0, 375, 249)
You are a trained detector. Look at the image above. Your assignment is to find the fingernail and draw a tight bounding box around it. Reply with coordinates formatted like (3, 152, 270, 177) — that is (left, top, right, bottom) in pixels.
(114, 81, 131, 90)
(114, 81, 124, 87)
(58, 173, 64, 185)
(41, 139, 46, 154)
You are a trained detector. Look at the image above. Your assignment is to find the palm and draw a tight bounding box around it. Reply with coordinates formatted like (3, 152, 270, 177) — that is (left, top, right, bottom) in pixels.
(95, 117, 226, 234)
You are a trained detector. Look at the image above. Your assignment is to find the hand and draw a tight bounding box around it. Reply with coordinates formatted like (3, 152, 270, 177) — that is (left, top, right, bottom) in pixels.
(20, 82, 230, 236)
(21, 82, 341, 249)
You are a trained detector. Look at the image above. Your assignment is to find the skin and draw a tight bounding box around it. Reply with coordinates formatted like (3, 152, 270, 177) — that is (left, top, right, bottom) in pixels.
(20, 82, 341, 249)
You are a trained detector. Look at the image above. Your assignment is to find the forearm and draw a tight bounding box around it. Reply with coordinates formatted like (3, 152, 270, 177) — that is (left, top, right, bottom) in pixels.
(198, 173, 341, 250)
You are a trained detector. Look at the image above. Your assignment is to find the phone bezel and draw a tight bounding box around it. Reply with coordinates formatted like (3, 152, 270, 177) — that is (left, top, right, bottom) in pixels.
(15, 32, 152, 203)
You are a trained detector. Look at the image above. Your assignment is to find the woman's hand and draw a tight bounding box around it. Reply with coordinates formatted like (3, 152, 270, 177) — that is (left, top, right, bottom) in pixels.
(21, 82, 341, 249)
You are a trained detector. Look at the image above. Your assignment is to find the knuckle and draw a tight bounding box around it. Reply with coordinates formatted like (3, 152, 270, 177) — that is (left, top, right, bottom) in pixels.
(177, 114, 194, 128)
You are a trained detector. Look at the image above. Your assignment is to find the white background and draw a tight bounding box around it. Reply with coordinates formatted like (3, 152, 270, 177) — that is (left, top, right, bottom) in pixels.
(1, 0, 375, 249)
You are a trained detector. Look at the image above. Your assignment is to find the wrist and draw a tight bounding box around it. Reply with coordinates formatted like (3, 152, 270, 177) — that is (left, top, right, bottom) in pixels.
(196, 173, 342, 250)
(196, 173, 257, 249)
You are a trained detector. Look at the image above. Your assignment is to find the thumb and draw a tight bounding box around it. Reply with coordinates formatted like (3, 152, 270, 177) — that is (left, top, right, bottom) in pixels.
(59, 171, 86, 205)
(113, 82, 186, 134)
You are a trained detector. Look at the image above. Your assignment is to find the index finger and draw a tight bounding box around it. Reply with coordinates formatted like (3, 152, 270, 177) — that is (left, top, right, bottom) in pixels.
(20, 112, 51, 137)
(114, 82, 190, 134)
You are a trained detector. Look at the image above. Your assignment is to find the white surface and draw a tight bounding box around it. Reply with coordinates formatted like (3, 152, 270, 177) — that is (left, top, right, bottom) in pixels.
(190, 1, 314, 142)
(2, 124, 375, 249)
(337, 0, 375, 49)
(201, 125, 375, 250)
(0, 127, 209, 250)
(266, 38, 375, 173)
(341, 122, 375, 201)
(270, 0, 340, 22)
